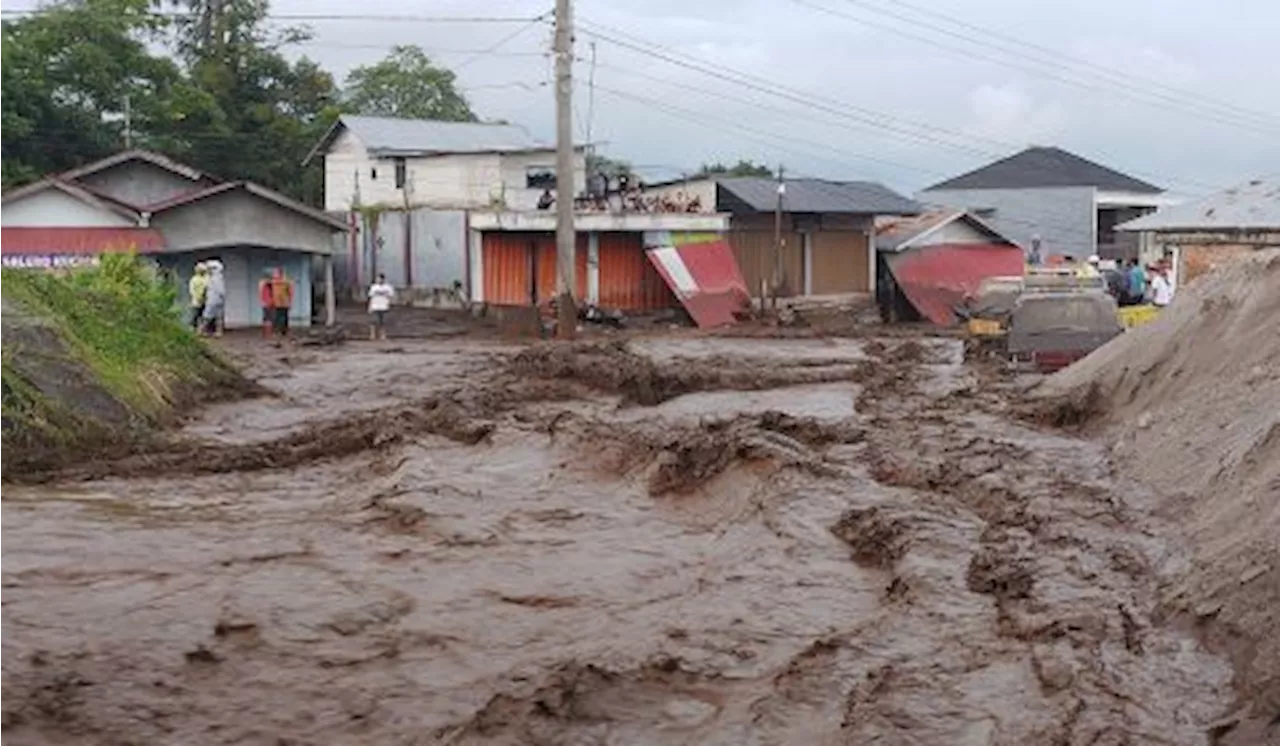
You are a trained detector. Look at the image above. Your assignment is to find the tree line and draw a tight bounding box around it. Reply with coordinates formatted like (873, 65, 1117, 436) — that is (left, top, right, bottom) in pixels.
(1, 0, 477, 203)
(1, 0, 787, 205)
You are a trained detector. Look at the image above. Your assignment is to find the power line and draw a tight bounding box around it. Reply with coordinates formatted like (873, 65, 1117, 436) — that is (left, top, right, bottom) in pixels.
(587, 83, 1171, 240)
(791, 0, 1280, 136)
(851, 0, 1280, 129)
(575, 17, 1225, 193)
(452, 12, 551, 70)
(0, 8, 540, 23)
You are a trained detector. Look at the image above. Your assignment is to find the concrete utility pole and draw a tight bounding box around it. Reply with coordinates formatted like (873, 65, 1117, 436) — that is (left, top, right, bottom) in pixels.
(772, 164, 785, 310)
(553, 0, 577, 339)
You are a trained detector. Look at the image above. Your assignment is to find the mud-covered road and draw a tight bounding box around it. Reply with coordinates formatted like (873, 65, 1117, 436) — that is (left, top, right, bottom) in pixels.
(2, 334, 1236, 744)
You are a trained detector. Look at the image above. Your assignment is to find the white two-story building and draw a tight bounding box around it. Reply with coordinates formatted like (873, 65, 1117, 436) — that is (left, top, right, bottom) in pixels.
(305, 115, 586, 212)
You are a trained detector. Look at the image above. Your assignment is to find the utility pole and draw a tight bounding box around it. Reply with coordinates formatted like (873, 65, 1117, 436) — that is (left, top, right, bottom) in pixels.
(123, 94, 133, 148)
(772, 164, 785, 310)
(553, 0, 577, 339)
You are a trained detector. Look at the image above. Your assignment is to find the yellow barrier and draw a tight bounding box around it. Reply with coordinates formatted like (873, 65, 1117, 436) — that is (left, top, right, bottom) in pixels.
(1117, 304, 1160, 329)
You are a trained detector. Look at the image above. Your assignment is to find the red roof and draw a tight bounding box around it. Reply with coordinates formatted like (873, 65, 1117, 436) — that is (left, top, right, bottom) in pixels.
(0, 227, 166, 256)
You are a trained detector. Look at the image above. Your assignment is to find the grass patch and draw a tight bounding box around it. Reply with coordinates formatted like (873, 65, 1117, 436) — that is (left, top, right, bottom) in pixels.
(2, 254, 251, 477)
(3, 254, 234, 420)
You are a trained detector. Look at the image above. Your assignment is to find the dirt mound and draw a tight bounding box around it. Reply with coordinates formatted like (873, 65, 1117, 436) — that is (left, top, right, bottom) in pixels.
(511, 340, 863, 406)
(1038, 249, 1280, 743)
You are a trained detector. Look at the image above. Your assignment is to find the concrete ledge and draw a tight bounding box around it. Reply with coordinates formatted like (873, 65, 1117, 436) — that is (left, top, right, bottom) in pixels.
(468, 210, 729, 233)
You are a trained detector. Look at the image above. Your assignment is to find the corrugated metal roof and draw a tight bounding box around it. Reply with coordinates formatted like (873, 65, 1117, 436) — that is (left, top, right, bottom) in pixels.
(330, 115, 549, 158)
(718, 177, 920, 215)
(1118, 179, 1280, 232)
(923, 146, 1162, 194)
(875, 209, 1015, 251)
(0, 227, 165, 255)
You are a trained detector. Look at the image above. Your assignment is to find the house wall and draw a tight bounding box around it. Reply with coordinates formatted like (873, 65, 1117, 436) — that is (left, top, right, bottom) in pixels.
(350, 209, 468, 294)
(1, 190, 135, 227)
(919, 186, 1096, 259)
(322, 128, 586, 211)
(727, 213, 874, 296)
(151, 191, 336, 254)
(78, 162, 204, 207)
(916, 219, 993, 246)
(161, 248, 313, 329)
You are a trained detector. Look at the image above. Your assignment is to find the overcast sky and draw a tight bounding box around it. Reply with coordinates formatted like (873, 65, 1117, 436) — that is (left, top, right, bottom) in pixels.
(30, 0, 1280, 196)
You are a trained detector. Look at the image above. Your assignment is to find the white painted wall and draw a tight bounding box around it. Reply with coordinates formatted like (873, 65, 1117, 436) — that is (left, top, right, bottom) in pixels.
(913, 218, 995, 247)
(2, 190, 135, 227)
(322, 127, 586, 212)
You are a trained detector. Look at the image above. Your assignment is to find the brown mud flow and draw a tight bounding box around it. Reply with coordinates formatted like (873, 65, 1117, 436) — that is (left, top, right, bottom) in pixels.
(0, 335, 1244, 744)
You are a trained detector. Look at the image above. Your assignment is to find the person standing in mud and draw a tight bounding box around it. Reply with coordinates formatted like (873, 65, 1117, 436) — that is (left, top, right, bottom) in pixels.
(187, 262, 208, 332)
(367, 273, 395, 340)
(202, 260, 227, 337)
(257, 269, 275, 339)
(268, 267, 294, 338)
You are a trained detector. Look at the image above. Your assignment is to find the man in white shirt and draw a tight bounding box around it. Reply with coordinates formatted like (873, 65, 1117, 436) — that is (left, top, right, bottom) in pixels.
(1150, 266, 1174, 307)
(367, 273, 396, 340)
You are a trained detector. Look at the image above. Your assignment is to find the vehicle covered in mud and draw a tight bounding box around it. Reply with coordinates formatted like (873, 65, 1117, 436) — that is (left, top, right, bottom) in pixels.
(1007, 291, 1124, 372)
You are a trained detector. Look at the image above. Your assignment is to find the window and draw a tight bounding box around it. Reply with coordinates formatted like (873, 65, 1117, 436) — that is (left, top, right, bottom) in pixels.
(394, 157, 407, 189)
(526, 166, 556, 190)
(370, 166, 378, 181)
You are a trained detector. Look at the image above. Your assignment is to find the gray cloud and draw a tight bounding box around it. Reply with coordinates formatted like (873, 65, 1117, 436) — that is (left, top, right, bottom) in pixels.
(38, 0, 1279, 195)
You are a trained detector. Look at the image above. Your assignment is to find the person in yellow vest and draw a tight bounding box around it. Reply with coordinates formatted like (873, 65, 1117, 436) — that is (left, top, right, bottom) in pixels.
(1076, 254, 1101, 280)
(187, 262, 208, 332)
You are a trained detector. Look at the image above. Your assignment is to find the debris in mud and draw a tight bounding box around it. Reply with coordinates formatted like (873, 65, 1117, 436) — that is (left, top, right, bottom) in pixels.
(830, 506, 912, 569)
(966, 545, 1035, 601)
(510, 340, 862, 406)
(552, 409, 862, 495)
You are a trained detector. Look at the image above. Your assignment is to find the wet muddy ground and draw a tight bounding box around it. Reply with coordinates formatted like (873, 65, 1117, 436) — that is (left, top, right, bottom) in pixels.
(2, 333, 1236, 744)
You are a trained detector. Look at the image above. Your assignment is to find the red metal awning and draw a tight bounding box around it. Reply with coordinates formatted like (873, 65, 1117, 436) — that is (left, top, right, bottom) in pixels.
(646, 239, 750, 328)
(884, 243, 1025, 326)
(0, 227, 166, 256)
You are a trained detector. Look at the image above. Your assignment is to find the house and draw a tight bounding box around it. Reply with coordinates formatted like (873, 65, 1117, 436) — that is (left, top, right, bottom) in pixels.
(1118, 178, 1280, 285)
(305, 115, 586, 212)
(919, 146, 1177, 262)
(644, 176, 921, 297)
(874, 209, 1024, 324)
(1, 150, 347, 328)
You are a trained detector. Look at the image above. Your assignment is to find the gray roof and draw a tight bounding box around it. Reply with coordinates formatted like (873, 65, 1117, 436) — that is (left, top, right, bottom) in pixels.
(304, 115, 552, 164)
(1118, 179, 1280, 232)
(718, 177, 920, 215)
(923, 146, 1163, 194)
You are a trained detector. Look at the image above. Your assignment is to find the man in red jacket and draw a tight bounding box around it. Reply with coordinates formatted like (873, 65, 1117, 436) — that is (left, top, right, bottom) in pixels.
(257, 269, 275, 338)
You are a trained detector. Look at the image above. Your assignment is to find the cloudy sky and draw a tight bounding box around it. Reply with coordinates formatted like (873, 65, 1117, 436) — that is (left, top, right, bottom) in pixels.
(34, 0, 1280, 196)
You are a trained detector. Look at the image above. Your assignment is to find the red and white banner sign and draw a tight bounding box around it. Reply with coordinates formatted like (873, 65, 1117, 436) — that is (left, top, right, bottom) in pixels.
(645, 239, 750, 328)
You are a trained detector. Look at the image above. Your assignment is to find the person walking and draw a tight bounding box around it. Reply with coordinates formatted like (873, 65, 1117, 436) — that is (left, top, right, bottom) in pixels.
(202, 260, 226, 337)
(1150, 265, 1174, 308)
(268, 267, 294, 338)
(1124, 258, 1147, 306)
(258, 269, 275, 338)
(188, 262, 208, 332)
(367, 273, 395, 340)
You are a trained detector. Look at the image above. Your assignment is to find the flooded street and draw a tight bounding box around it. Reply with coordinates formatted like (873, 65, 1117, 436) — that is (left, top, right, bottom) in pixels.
(2, 334, 1235, 744)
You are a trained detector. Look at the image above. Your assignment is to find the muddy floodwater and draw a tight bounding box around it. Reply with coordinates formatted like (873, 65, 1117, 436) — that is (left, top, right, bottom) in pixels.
(2, 335, 1235, 744)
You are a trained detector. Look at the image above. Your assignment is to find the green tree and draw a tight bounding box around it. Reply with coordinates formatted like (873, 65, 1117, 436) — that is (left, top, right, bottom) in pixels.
(0, 0, 195, 186)
(586, 153, 634, 178)
(696, 159, 775, 178)
(343, 45, 476, 121)
(163, 0, 338, 199)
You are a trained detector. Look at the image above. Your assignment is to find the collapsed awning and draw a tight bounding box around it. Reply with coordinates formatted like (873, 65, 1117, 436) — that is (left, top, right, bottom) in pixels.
(645, 239, 750, 328)
(883, 243, 1025, 325)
